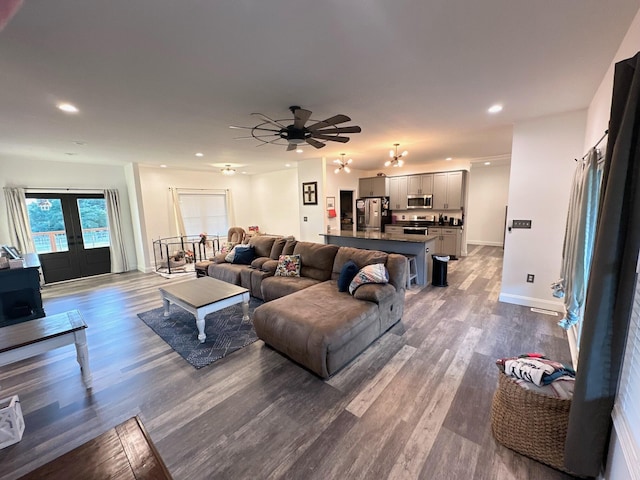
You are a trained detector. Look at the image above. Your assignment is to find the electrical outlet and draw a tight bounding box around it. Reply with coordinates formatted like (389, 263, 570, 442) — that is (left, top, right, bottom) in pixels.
(303, 216, 308, 222)
(527, 274, 535, 283)
(512, 220, 532, 229)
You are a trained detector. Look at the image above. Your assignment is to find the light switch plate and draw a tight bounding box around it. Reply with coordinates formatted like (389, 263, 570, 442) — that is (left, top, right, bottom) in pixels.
(512, 220, 532, 229)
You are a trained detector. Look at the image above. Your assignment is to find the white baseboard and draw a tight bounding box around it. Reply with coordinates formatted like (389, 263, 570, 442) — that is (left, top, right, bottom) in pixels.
(467, 240, 504, 247)
(498, 293, 564, 311)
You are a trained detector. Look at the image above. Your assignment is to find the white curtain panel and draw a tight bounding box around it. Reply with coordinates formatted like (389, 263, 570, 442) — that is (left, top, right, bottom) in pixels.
(558, 148, 603, 331)
(170, 187, 186, 237)
(3, 186, 35, 254)
(104, 189, 130, 273)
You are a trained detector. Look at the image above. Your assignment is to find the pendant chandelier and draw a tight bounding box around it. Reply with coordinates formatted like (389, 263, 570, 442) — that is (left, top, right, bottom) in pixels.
(221, 164, 236, 175)
(333, 153, 352, 174)
(385, 143, 408, 167)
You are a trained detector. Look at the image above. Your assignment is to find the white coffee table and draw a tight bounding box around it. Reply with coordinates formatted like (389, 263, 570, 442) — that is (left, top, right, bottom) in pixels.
(158, 276, 250, 343)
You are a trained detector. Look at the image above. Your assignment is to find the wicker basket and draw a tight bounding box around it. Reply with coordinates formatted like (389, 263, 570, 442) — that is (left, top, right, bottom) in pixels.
(491, 371, 575, 474)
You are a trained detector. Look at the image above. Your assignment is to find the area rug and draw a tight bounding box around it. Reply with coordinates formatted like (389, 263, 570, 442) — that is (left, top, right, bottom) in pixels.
(137, 298, 263, 369)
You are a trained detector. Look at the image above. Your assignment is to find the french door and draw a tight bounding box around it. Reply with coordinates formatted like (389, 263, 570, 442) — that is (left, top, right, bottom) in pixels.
(25, 193, 111, 283)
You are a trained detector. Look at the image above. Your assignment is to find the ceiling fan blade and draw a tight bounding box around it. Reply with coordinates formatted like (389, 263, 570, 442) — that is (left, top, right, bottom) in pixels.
(312, 125, 362, 135)
(310, 133, 350, 143)
(230, 125, 280, 133)
(229, 125, 253, 130)
(251, 112, 286, 129)
(293, 108, 312, 129)
(307, 114, 351, 131)
(287, 143, 297, 151)
(306, 138, 326, 149)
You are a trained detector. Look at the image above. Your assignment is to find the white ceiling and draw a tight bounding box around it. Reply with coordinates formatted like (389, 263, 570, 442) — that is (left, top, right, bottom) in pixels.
(1, 0, 638, 174)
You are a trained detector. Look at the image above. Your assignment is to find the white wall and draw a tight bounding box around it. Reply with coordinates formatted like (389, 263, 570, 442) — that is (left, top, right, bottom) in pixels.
(500, 109, 587, 311)
(297, 158, 326, 243)
(0, 157, 137, 269)
(136, 166, 253, 271)
(589, 9, 640, 480)
(250, 168, 301, 238)
(466, 164, 511, 246)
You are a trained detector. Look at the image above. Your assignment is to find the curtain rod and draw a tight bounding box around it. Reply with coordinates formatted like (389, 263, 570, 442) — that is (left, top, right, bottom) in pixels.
(25, 187, 106, 193)
(169, 187, 228, 192)
(576, 129, 609, 162)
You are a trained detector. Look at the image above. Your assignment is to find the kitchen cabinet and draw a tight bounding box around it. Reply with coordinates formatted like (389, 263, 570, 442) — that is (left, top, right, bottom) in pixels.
(433, 171, 464, 210)
(388, 176, 408, 210)
(407, 174, 433, 195)
(429, 227, 461, 257)
(359, 176, 389, 197)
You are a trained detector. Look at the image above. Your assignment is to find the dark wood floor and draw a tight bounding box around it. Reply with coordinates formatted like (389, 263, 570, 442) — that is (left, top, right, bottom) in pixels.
(0, 246, 576, 480)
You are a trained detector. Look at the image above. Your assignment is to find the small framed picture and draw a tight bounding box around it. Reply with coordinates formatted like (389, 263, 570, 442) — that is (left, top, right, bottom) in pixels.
(302, 182, 318, 205)
(1, 245, 21, 259)
(326, 196, 335, 210)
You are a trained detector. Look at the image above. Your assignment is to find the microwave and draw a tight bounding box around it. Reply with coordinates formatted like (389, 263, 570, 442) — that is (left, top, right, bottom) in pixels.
(407, 194, 433, 209)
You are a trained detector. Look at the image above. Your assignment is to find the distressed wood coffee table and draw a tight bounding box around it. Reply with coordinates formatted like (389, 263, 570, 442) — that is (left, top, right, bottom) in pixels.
(0, 309, 92, 388)
(159, 276, 250, 343)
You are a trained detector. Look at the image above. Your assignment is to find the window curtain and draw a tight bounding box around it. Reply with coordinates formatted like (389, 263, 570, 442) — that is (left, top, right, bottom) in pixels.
(2, 186, 35, 254)
(104, 189, 129, 273)
(170, 187, 186, 237)
(556, 148, 603, 333)
(564, 52, 640, 476)
(225, 189, 236, 227)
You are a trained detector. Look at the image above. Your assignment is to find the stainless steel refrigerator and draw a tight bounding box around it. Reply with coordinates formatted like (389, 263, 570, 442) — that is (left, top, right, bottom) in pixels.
(356, 197, 391, 232)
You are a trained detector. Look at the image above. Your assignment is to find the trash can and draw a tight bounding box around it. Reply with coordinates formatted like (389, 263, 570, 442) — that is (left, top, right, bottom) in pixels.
(432, 255, 450, 287)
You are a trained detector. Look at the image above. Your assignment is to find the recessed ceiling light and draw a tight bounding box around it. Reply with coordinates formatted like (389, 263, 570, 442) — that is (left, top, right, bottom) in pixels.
(58, 103, 79, 113)
(488, 104, 503, 114)
(195, 152, 204, 157)
(242, 171, 247, 174)
(484, 162, 491, 165)
(446, 157, 452, 161)
(285, 164, 291, 167)
(160, 164, 167, 168)
(296, 148, 303, 153)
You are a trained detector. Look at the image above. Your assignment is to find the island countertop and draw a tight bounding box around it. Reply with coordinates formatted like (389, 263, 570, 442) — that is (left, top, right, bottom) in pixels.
(320, 231, 438, 243)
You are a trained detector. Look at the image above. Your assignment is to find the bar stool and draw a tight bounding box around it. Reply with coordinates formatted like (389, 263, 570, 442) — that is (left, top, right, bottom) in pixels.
(405, 255, 418, 288)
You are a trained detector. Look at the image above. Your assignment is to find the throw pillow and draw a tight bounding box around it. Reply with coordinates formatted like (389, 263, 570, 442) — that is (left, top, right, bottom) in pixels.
(225, 243, 249, 263)
(337, 260, 359, 292)
(348, 263, 389, 295)
(232, 246, 255, 265)
(275, 254, 301, 277)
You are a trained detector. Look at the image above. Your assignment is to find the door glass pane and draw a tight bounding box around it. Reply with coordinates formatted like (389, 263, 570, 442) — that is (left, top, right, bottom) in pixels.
(25, 198, 69, 253)
(77, 198, 110, 249)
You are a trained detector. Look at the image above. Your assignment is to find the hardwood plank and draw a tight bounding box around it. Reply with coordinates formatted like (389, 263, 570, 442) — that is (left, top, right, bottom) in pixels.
(346, 344, 416, 417)
(0, 247, 576, 480)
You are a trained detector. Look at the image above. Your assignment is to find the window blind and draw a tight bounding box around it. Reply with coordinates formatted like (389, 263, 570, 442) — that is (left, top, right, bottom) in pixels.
(178, 192, 229, 237)
(612, 272, 640, 480)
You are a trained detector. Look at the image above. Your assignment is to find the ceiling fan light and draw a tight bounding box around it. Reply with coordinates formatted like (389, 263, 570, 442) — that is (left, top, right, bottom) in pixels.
(289, 138, 305, 145)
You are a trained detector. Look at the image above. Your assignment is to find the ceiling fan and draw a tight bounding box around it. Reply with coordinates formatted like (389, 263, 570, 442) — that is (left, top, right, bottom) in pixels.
(230, 106, 362, 151)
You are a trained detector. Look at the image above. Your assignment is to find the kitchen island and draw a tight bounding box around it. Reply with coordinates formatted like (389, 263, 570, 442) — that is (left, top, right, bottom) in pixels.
(320, 231, 438, 286)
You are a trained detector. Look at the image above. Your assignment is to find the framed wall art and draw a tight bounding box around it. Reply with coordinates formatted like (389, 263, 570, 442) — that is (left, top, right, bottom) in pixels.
(302, 182, 318, 205)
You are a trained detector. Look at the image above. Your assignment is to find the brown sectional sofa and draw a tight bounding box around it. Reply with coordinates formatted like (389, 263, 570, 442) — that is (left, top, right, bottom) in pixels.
(206, 236, 407, 378)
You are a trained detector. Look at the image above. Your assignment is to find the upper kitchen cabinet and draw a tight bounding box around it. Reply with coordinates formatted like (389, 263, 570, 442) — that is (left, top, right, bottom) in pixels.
(359, 176, 389, 197)
(433, 171, 465, 210)
(389, 176, 408, 210)
(407, 174, 433, 195)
